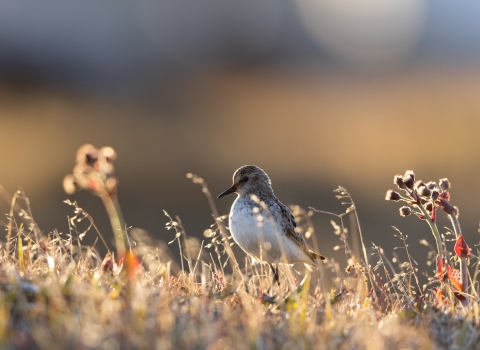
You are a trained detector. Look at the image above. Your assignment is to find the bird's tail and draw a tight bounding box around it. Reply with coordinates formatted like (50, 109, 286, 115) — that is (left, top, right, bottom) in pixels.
(309, 250, 326, 261)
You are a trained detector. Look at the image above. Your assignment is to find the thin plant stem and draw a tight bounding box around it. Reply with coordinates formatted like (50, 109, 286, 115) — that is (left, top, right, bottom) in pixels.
(100, 192, 126, 257)
(393, 227, 422, 296)
(6, 191, 18, 257)
(449, 214, 462, 238)
(352, 207, 375, 296)
(414, 200, 444, 258)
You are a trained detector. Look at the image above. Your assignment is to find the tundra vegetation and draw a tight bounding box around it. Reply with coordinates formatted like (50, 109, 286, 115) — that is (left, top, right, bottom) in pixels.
(0, 146, 479, 349)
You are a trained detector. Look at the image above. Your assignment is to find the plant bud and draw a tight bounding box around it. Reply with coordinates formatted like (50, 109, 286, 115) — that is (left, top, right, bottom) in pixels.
(399, 206, 412, 217)
(99, 146, 117, 163)
(385, 190, 401, 201)
(425, 181, 436, 190)
(418, 186, 431, 197)
(394, 175, 406, 189)
(439, 178, 450, 192)
(431, 190, 439, 201)
(85, 151, 99, 167)
(63, 175, 79, 195)
(415, 181, 425, 190)
(402, 170, 415, 190)
(425, 202, 433, 212)
(76, 144, 98, 165)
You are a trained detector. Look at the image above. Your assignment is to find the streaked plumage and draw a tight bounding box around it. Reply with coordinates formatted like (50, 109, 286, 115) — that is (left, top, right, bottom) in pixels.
(218, 165, 325, 285)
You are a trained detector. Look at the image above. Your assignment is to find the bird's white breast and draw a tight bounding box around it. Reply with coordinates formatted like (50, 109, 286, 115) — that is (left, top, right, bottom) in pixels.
(229, 196, 312, 265)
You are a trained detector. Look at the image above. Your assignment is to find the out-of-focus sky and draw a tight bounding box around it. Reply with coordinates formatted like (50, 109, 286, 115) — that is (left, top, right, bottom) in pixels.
(1, 1, 480, 274)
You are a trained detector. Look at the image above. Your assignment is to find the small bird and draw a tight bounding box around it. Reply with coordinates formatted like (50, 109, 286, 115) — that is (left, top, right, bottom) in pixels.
(218, 165, 325, 287)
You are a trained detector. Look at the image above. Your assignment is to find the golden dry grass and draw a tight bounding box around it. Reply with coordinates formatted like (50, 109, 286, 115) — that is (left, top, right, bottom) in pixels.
(1, 167, 480, 350)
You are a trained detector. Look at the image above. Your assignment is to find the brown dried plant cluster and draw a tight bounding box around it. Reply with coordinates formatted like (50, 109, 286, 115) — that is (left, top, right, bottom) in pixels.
(386, 170, 473, 308)
(0, 149, 479, 349)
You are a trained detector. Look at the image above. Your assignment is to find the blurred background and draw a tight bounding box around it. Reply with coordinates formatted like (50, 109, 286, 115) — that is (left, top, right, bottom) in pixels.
(1, 1, 480, 280)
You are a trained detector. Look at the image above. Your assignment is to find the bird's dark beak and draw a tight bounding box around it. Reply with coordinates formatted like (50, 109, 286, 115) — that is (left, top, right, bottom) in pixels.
(217, 185, 237, 198)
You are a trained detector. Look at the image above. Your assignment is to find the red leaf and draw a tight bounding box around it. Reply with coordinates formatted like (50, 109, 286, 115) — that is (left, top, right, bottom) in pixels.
(435, 255, 465, 301)
(454, 234, 471, 258)
(436, 255, 448, 281)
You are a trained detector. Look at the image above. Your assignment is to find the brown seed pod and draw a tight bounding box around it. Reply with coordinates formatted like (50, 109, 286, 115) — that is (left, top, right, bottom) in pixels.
(385, 190, 401, 201)
(402, 170, 415, 190)
(399, 206, 412, 217)
(439, 178, 450, 192)
(418, 186, 431, 197)
(394, 175, 406, 189)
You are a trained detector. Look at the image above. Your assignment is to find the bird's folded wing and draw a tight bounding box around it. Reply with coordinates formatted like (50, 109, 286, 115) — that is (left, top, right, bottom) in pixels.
(277, 202, 324, 260)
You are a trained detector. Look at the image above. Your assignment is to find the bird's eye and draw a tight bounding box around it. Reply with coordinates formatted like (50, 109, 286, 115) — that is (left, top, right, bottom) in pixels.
(241, 176, 249, 183)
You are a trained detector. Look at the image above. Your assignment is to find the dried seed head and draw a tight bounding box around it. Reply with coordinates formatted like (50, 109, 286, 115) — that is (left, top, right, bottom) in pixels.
(418, 186, 431, 197)
(431, 190, 439, 201)
(394, 175, 406, 189)
(385, 190, 401, 201)
(76, 144, 98, 165)
(415, 180, 425, 190)
(439, 178, 450, 192)
(426, 181, 436, 190)
(399, 206, 412, 217)
(85, 151, 98, 167)
(402, 170, 415, 190)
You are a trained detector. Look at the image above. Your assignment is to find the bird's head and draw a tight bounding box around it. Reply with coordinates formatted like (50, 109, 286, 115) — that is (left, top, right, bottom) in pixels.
(217, 165, 272, 198)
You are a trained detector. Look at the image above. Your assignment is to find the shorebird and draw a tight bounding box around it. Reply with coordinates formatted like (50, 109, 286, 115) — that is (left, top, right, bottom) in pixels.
(217, 165, 325, 287)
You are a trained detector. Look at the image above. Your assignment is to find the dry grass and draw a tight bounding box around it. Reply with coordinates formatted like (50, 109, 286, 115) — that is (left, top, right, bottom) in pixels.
(1, 152, 480, 349)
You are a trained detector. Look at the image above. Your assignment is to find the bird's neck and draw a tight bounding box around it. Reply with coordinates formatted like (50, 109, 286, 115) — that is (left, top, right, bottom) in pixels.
(240, 187, 276, 203)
